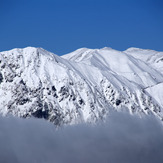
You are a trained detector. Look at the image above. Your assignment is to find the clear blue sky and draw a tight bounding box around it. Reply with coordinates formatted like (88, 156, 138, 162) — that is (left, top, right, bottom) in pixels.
(0, 0, 163, 55)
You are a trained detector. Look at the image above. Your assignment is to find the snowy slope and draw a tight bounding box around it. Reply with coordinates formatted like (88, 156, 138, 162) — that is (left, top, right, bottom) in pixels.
(125, 47, 163, 74)
(0, 47, 163, 125)
(145, 83, 163, 108)
(63, 47, 163, 87)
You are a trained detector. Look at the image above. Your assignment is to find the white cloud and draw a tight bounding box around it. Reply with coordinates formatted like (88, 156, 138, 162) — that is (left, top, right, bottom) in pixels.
(0, 112, 163, 163)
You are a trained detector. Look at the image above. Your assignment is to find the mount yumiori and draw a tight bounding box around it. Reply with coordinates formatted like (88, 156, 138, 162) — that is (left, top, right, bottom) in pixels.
(0, 47, 163, 125)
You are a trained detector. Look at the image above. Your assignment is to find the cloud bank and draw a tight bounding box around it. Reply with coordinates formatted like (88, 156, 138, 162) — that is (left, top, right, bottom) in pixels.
(0, 112, 163, 163)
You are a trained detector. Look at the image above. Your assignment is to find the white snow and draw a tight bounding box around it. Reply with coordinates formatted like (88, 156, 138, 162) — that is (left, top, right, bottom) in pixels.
(0, 46, 163, 124)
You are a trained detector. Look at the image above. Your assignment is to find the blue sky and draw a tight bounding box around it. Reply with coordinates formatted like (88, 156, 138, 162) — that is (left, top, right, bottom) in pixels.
(0, 0, 163, 55)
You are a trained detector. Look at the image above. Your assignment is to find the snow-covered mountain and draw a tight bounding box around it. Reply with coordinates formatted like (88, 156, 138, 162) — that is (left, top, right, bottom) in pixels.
(0, 47, 163, 125)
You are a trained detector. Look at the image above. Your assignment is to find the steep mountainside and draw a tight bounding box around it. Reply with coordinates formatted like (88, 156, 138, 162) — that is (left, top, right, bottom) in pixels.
(0, 47, 163, 125)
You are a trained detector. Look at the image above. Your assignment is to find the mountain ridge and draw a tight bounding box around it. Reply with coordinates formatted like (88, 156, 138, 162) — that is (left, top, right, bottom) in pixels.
(0, 46, 163, 125)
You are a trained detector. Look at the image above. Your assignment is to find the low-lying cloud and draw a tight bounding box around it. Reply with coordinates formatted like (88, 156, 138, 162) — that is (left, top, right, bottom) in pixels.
(0, 112, 163, 163)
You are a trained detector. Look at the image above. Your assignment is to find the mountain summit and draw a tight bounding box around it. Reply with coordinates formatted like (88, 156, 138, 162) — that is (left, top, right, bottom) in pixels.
(0, 47, 163, 125)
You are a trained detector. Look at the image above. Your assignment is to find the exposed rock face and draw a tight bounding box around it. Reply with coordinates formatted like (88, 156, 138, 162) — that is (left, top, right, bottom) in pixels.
(0, 47, 163, 125)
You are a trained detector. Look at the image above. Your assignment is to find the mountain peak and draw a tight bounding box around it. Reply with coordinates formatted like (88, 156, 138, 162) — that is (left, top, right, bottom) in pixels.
(124, 47, 157, 53)
(100, 47, 113, 50)
(125, 47, 142, 51)
(1, 46, 53, 55)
